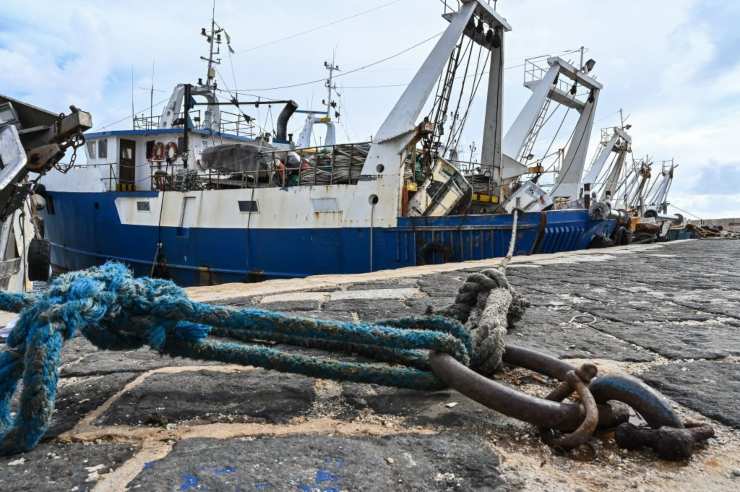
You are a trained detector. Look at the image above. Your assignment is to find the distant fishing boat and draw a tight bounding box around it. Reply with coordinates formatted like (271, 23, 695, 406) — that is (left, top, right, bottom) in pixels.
(39, 1, 616, 286)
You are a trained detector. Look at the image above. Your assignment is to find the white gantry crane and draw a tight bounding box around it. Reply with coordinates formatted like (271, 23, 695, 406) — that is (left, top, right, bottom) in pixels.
(502, 54, 603, 204)
(613, 157, 653, 213)
(359, 0, 511, 218)
(580, 124, 632, 205)
(644, 159, 677, 216)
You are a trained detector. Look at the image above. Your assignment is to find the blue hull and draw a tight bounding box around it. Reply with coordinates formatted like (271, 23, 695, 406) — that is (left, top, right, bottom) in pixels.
(42, 192, 615, 286)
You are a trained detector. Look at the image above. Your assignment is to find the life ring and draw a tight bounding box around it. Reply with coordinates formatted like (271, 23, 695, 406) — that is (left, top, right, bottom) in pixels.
(274, 160, 287, 186)
(152, 142, 165, 161)
(165, 142, 178, 161)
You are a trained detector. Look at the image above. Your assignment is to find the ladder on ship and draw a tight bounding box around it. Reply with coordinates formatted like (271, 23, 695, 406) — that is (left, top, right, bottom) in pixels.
(519, 98, 552, 164)
(425, 41, 464, 161)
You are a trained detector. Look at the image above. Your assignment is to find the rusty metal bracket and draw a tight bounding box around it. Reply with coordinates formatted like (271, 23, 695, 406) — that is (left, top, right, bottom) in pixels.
(429, 352, 616, 438)
(614, 422, 715, 460)
(588, 374, 683, 429)
(429, 344, 705, 457)
(544, 364, 599, 448)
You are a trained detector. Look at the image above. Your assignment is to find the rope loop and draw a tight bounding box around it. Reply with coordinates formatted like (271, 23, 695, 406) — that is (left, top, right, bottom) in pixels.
(0, 262, 476, 455)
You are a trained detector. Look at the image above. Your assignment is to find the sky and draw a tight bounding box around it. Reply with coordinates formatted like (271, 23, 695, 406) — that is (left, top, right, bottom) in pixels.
(1, 0, 739, 218)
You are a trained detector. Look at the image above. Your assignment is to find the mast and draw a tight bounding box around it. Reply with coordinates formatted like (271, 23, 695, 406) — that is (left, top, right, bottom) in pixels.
(150, 61, 155, 126)
(323, 56, 340, 118)
(202, 0, 220, 94)
(130, 67, 135, 130)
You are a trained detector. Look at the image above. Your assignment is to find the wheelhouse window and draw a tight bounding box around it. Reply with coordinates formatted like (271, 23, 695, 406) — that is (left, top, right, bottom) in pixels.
(238, 200, 258, 213)
(98, 139, 108, 159)
(87, 141, 96, 159)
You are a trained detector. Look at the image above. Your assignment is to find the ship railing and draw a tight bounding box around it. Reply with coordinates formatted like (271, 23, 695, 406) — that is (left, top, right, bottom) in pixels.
(77, 161, 145, 192)
(450, 159, 483, 175)
(150, 142, 372, 192)
(133, 115, 159, 131)
(440, 1, 463, 15)
(449, 159, 500, 194)
(132, 109, 256, 137)
(523, 56, 591, 98)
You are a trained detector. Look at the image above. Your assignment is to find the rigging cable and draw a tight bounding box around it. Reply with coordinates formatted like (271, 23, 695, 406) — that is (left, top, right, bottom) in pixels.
(536, 105, 571, 168)
(447, 50, 491, 154)
(97, 96, 171, 131)
(215, 69, 273, 137)
(236, 0, 407, 54)
(669, 204, 702, 220)
(443, 37, 478, 155)
(231, 31, 444, 92)
(550, 99, 594, 188)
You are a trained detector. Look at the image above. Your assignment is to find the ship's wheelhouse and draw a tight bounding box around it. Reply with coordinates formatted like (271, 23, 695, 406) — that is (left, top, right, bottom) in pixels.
(83, 129, 249, 192)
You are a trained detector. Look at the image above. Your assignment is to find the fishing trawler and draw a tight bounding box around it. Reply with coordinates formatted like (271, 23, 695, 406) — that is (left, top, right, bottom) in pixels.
(39, 0, 616, 286)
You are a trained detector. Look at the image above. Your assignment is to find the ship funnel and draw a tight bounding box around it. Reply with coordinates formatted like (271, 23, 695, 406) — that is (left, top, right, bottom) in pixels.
(276, 101, 298, 144)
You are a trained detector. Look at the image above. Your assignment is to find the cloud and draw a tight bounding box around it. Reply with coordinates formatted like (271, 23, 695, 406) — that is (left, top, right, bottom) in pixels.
(689, 162, 740, 195)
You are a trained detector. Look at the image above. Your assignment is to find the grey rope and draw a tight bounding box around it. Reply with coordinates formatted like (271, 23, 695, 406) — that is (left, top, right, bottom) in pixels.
(439, 210, 526, 374)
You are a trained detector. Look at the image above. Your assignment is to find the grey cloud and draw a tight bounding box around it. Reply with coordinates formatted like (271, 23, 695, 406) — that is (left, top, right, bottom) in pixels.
(689, 162, 740, 195)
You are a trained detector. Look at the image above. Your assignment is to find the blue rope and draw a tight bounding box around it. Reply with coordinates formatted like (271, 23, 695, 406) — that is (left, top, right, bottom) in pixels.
(0, 262, 471, 455)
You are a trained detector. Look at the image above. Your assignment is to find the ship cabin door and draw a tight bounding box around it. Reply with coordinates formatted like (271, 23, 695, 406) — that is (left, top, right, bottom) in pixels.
(119, 139, 136, 191)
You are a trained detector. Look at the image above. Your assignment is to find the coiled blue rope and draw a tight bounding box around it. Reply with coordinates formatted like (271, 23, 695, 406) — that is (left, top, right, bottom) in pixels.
(0, 262, 472, 455)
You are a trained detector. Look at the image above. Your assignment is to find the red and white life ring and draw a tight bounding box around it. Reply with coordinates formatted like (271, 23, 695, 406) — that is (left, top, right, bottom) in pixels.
(152, 142, 165, 161)
(165, 142, 178, 160)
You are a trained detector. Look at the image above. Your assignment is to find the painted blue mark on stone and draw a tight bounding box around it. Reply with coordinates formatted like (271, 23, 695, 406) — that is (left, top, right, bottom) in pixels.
(214, 465, 236, 476)
(315, 469, 338, 483)
(179, 473, 200, 491)
(297, 484, 312, 491)
(254, 481, 272, 490)
(143, 461, 155, 470)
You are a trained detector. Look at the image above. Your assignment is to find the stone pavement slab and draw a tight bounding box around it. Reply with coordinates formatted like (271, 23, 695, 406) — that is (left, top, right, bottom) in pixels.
(99, 369, 316, 427)
(49, 372, 139, 438)
(639, 360, 740, 429)
(2, 442, 136, 492)
(127, 434, 511, 491)
(594, 320, 740, 360)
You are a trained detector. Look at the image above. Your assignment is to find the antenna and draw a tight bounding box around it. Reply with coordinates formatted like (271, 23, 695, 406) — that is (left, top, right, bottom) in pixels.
(150, 60, 155, 128)
(323, 54, 340, 119)
(130, 66, 135, 129)
(200, 0, 222, 93)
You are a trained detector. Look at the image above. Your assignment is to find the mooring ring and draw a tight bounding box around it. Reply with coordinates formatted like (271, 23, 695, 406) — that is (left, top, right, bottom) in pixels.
(430, 344, 684, 450)
(546, 370, 599, 448)
(429, 352, 595, 435)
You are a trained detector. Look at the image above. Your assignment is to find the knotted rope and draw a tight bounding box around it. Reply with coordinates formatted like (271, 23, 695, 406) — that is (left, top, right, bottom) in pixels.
(438, 209, 526, 374)
(0, 261, 523, 455)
